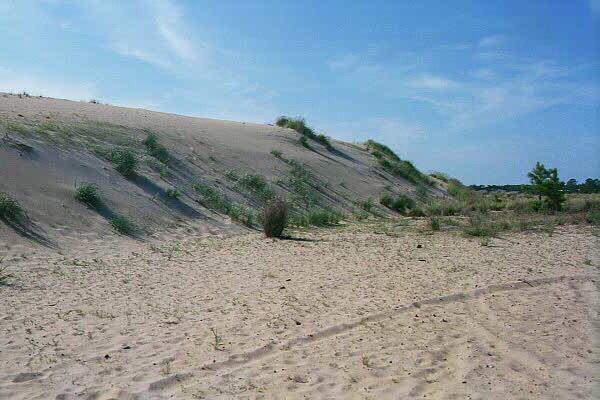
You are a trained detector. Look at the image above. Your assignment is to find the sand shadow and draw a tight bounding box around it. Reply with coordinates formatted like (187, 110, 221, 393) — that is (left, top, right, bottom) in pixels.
(278, 236, 320, 242)
(130, 174, 205, 219)
(1, 215, 56, 248)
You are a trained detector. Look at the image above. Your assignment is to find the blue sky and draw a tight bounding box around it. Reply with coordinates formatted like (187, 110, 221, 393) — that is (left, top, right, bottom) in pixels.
(1, 0, 598, 184)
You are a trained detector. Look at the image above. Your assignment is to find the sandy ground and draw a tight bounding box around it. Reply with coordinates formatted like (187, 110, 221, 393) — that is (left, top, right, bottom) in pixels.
(1, 221, 598, 399)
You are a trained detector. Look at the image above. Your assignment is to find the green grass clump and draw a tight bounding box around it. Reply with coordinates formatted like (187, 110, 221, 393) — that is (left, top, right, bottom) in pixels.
(430, 217, 440, 231)
(143, 133, 169, 163)
(110, 216, 136, 236)
(0, 192, 22, 221)
(380, 194, 415, 213)
(360, 199, 374, 212)
(193, 183, 254, 227)
(366, 139, 432, 186)
(276, 116, 333, 150)
(316, 134, 332, 150)
(74, 183, 103, 209)
(166, 188, 180, 199)
(284, 159, 319, 207)
(110, 148, 137, 178)
(237, 173, 274, 200)
(270, 148, 283, 158)
(291, 208, 343, 227)
(299, 135, 310, 148)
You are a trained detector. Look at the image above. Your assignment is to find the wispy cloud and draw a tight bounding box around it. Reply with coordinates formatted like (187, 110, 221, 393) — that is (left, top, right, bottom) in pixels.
(406, 75, 457, 90)
(478, 35, 504, 48)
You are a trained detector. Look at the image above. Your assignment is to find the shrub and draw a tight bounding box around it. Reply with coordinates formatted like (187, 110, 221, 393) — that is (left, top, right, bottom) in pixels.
(393, 195, 415, 213)
(430, 217, 440, 231)
(379, 194, 393, 208)
(74, 183, 103, 209)
(110, 148, 137, 178)
(262, 199, 288, 237)
(0, 192, 23, 221)
(143, 134, 169, 163)
(380, 194, 415, 213)
(110, 216, 136, 235)
(408, 207, 426, 217)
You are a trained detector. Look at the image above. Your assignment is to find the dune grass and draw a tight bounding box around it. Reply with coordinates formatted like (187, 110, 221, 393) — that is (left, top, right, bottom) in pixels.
(110, 215, 136, 236)
(110, 148, 137, 178)
(74, 182, 103, 209)
(143, 133, 169, 163)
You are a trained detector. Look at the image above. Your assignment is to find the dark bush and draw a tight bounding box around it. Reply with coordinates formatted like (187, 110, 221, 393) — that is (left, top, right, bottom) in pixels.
(262, 199, 288, 237)
(0, 192, 22, 221)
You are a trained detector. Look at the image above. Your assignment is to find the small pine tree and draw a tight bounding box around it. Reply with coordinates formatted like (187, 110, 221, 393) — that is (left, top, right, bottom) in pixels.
(527, 162, 565, 211)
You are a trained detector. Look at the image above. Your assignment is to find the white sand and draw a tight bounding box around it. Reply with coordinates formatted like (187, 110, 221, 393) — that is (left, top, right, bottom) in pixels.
(1, 222, 598, 399)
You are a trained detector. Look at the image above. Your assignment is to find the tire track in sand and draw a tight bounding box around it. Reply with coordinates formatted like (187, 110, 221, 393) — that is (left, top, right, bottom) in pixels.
(147, 273, 595, 392)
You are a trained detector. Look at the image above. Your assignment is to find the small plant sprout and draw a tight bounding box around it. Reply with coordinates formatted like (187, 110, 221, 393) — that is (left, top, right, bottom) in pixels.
(210, 327, 224, 351)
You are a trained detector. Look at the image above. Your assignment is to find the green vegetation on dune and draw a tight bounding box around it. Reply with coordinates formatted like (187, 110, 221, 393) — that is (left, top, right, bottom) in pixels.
(365, 139, 433, 186)
(275, 116, 333, 150)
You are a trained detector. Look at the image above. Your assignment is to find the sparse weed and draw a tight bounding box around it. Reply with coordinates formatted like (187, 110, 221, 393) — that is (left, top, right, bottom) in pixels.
(110, 216, 136, 236)
(270, 148, 283, 158)
(210, 327, 224, 351)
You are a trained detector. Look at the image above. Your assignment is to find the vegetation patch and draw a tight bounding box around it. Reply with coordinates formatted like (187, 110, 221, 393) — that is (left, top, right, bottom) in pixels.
(193, 183, 255, 227)
(291, 208, 343, 227)
(110, 148, 137, 178)
(276, 116, 333, 150)
(0, 192, 23, 221)
(74, 183, 103, 209)
(110, 215, 136, 236)
(366, 139, 432, 186)
(143, 133, 169, 163)
(380, 194, 415, 213)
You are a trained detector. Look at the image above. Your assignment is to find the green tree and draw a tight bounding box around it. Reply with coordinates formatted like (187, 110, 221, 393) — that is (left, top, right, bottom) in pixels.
(527, 162, 565, 211)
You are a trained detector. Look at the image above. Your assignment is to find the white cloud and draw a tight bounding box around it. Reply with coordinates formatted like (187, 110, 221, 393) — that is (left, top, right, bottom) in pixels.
(478, 35, 504, 48)
(406, 75, 456, 90)
(150, 0, 198, 62)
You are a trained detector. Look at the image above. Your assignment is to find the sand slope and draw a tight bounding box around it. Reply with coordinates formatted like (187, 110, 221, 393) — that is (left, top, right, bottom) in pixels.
(0, 93, 444, 254)
(1, 222, 598, 399)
